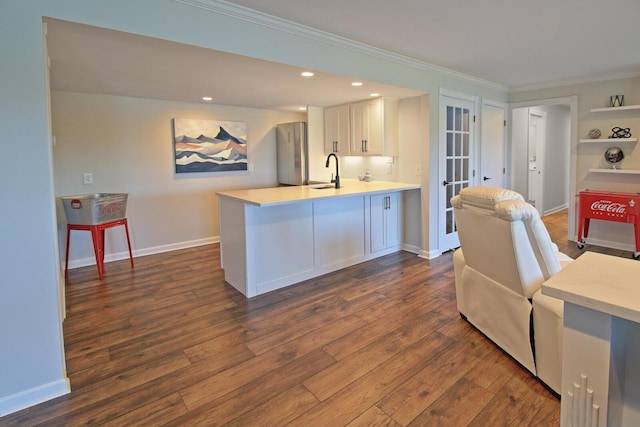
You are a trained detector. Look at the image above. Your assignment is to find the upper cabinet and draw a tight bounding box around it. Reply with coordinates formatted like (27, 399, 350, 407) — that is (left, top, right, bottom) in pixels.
(324, 97, 399, 157)
(324, 104, 350, 155)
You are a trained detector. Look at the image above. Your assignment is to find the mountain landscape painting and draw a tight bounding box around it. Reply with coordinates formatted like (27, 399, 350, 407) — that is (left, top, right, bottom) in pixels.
(173, 118, 247, 173)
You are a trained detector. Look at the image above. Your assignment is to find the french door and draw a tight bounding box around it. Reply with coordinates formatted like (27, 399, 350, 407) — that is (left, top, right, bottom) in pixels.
(439, 93, 475, 252)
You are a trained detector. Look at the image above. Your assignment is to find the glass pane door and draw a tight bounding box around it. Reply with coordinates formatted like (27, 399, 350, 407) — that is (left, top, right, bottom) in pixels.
(439, 95, 474, 252)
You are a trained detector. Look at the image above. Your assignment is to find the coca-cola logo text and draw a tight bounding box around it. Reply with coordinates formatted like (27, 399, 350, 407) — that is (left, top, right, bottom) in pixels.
(101, 203, 122, 214)
(590, 200, 626, 214)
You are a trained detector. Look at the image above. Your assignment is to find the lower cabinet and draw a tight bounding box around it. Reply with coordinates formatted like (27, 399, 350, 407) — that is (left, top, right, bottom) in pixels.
(370, 193, 400, 253)
(219, 191, 404, 297)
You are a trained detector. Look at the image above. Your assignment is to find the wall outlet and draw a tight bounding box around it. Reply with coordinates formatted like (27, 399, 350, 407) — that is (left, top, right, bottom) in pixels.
(415, 166, 421, 176)
(248, 163, 254, 172)
(83, 173, 93, 185)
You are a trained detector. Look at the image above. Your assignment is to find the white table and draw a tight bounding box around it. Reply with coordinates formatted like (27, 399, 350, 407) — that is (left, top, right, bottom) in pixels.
(542, 251, 640, 427)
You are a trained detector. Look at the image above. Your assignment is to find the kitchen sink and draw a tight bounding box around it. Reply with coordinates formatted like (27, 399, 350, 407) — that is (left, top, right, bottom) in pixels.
(309, 184, 336, 189)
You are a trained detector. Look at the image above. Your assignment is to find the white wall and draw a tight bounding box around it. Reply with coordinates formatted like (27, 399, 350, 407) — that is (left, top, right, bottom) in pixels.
(511, 108, 529, 197)
(542, 104, 570, 214)
(52, 91, 305, 266)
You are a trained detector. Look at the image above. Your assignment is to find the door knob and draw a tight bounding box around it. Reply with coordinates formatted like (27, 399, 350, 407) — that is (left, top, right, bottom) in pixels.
(442, 180, 450, 186)
(483, 176, 492, 181)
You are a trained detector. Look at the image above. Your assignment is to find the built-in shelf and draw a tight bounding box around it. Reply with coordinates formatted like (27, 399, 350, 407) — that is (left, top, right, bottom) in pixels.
(590, 105, 640, 113)
(588, 168, 640, 175)
(579, 137, 637, 143)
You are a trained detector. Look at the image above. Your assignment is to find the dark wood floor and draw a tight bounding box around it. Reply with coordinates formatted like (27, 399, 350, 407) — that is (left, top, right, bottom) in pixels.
(3, 210, 633, 426)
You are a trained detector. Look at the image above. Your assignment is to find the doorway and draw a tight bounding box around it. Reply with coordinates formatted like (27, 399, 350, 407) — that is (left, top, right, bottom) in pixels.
(511, 96, 577, 239)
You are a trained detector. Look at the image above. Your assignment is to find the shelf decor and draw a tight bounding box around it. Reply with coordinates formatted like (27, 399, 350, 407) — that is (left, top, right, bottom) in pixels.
(604, 147, 624, 169)
(588, 129, 601, 139)
(610, 95, 625, 107)
(610, 126, 632, 138)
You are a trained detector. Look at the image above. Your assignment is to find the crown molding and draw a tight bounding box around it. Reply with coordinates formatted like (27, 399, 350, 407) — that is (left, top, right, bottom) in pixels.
(511, 70, 640, 93)
(173, 0, 508, 93)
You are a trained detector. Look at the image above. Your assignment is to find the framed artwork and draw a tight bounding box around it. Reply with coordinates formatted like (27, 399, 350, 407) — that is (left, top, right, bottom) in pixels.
(172, 118, 247, 173)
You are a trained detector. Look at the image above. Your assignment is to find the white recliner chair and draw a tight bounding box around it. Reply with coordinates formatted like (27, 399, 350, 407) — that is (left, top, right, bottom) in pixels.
(451, 186, 573, 394)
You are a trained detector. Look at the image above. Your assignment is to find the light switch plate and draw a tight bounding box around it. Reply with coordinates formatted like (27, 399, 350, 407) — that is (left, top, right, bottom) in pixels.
(83, 173, 93, 185)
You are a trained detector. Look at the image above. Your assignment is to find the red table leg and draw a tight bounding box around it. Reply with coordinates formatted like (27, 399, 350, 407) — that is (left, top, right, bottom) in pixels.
(123, 219, 135, 268)
(65, 218, 134, 280)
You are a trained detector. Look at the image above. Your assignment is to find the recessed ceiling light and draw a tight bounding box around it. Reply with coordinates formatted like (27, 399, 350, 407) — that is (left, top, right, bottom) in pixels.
(202, 96, 213, 101)
(299, 107, 307, 111)
(301, 71, 314, 77)
(370, 93, 380, 97)
(352, 82, 363, 87)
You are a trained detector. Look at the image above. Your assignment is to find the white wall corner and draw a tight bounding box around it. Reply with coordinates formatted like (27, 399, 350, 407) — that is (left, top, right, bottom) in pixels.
(418, 249, 442, 259)
(401, 243, 421, 255)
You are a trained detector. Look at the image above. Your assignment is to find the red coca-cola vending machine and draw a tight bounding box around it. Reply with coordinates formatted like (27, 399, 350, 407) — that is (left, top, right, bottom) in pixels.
(577, 190, 640, 259)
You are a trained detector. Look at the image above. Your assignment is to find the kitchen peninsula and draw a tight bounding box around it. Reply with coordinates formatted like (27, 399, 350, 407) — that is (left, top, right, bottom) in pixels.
(217, 179, 420, 297)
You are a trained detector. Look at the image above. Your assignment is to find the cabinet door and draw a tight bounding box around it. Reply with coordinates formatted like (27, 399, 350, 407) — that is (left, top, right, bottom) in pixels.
(351, 99, 383, 155)
(324, 104, 350, 155)
(385, 193, 400, 248)
(371, 193, 400, 253)
(350, 101, 367, 154)
(364, 99, 383, 154)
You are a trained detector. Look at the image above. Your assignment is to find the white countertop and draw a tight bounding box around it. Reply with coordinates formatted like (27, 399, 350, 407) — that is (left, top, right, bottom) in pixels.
(542, 251, 640, 323)
(217, 179, 420, 206)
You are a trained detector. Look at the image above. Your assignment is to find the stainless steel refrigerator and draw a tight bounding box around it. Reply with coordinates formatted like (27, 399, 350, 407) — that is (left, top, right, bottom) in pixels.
(276, 121, 309, 186)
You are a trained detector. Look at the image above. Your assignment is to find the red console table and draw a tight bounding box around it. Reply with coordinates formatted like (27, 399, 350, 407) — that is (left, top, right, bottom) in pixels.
(65, 218, 134, 279)
(577, 190, 640, 259)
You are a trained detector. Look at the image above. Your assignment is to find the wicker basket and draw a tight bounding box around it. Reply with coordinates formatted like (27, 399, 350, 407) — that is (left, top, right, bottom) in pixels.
(62, 193, 128, 225)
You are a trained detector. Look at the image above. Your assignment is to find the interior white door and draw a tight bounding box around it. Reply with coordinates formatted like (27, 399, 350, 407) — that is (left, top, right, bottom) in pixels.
(480, 101, 507, 188)
(439, 94, 475, 252)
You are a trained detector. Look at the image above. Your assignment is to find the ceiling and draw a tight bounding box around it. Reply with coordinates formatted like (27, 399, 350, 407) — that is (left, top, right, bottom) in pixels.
(45, 18, 424, 112)
(46, 0, 640, 111)
(224, 0, 640, 89)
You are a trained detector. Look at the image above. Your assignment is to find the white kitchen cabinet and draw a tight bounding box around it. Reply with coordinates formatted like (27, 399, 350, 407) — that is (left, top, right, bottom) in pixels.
(370, 192, 400, 253)
(324, 97, 399, 157)
(350, 97, 399, 156)
(217, 182, 418, 297)
(324, 103, 350, 155)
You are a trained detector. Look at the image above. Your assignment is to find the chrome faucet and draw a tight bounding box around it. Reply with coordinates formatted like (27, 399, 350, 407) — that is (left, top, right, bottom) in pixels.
(325, 153, 340, 189)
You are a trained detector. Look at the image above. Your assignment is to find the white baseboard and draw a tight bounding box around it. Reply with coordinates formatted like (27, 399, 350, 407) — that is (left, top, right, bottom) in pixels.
(579, 236, 636, 253)
(65, 236, 219, 269)
(543, 203, 569, 216)
(0, 377, 70, 417)
(418, 248, 442, 259)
